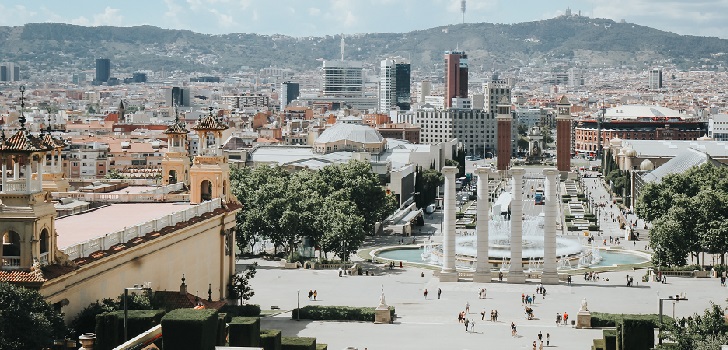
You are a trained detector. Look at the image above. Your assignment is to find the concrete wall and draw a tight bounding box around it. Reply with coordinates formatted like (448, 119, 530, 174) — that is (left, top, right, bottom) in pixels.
(41, 208, 238, 321)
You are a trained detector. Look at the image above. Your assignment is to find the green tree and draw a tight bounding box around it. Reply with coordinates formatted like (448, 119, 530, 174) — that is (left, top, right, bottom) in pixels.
(415, 168, 443, 209)
(541, 126, 554, 145)
(658, 302, 728, 350)
(228, 264, 257, 305)
(69, 290, 154, 339)
(104, 169, 126, 179)
(455, 147, 466, 177)
(517, 123, 528, 137)
(517, 137, 529, 152)
(0, 282, 67, 350)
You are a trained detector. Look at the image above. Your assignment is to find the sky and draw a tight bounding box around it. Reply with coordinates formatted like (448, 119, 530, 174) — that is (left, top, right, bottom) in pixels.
(0, 0, 727, 39)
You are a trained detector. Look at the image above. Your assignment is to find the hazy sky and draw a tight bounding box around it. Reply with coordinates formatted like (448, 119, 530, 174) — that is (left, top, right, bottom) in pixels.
(1, 0, 727, 39)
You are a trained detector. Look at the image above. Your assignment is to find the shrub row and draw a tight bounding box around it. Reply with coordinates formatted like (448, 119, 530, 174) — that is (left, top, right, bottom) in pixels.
(161, 308, 219, 350)
(590, 312, 669, 328)
(218, 304, 261, 321)
(229, 317, 260, 348)
(260, 329, 282, 350)
(282, 336, 316, 350)
(291, 305, 395, 322)
(95, 309, 165, 350)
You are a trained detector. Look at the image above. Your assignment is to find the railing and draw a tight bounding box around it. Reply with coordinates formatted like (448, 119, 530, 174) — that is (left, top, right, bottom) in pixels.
(113, 324, 162, 350)
(62, 198, 222, 260)
(1, 256, 21, 269)
(139, 182, 184, 195)
(198, 148, 222, 157)
(2, 181, 42, 193)
(51, 191, 190, 203)
(39, 252, 49, 266)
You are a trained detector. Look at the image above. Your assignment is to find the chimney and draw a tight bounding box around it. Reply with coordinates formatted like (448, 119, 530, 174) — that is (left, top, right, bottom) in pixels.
(180, 274, 187, 295)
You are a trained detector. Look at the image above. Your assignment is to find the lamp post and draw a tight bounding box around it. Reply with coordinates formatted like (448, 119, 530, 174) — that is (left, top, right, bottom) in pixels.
(658, 295, 688, 345)
(296, 290, 300, 321)
(124, 283, 152, 342)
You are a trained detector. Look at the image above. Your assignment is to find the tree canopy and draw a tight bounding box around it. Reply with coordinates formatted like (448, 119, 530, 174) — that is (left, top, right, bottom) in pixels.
(231, 161, 397, 261)
(635, 163, 728, 266)
(0, 282, 67, 350)
(658, 302, 728, 349)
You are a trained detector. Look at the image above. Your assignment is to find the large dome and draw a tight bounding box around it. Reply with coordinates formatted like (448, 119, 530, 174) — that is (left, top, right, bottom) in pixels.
(316, 123, 383, 144)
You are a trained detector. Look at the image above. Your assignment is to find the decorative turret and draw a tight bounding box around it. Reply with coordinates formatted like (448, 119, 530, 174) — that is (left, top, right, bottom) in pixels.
(0, 86, 59, 271)
(162, 107, 191, 185)
(41, 116, 70, 192)
(189, 107, 233, 204)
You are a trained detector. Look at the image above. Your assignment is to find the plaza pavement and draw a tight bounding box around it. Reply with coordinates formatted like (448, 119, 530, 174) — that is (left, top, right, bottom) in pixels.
(244, 252, 726, 350)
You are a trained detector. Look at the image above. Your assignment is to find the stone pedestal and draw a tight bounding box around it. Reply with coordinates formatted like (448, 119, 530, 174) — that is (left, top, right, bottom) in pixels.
(374, 293, 392, 324)
(576, 311, 591, 329)
(440, 166, 458, 282)
(473, 167, 491, 283)
(508, 168, 526, 284)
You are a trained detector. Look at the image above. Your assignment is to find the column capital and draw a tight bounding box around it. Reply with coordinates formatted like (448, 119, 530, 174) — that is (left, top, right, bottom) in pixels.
(509, 167, 526, 176)
(475, 166, 492, 176)
(542, 168, 560, 177)
(442, 166, 458, 175)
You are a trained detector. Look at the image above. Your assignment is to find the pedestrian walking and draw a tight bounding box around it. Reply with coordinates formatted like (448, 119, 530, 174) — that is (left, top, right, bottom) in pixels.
(538, 331, 543, 342)
(464, 318, 469, 332)
(547, 333, 550, 346)
(556, 313, 561, 326)
(424, 288, 428, 299)
(465, 301, 470, 314)
(313, 290, 317, 300)
(511, 322, 517, 337)
(437, 288, 442, 299)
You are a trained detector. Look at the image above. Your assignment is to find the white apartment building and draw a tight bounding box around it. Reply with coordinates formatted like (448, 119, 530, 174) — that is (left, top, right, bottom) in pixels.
(322, 60, 363, 98)
(515, 107, 544, 129)
(709, 114, 728, 141)
(379, 59, 396, 111)
(483, 79, 511, 115)
(649, 68, 663, 90)
(416, 109, 507, 157)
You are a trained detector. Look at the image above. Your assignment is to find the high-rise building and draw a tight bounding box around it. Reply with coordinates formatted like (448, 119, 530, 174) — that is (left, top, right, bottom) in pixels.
(322, 60, 363, 98)
(379, 59, 411, 111)
(95, 58, 111, 84)
(0, 63, 19, 82)
(556, 96, 572, 172)
(568, 68, 584, 87)
(483, 79, 511, 115)
(280, 82, 300, 111)
(419, 80, 432, 103)
(444, 51, 468, 108)
(166, 87, 191, 107)
(649, 68, 663, 90)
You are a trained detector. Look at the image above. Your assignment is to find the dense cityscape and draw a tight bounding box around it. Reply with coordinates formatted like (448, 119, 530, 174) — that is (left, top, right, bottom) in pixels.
(1, 3, 728, 350)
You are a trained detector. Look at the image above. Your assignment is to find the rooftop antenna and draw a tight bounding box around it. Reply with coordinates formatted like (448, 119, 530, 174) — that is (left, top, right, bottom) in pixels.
(461, 0, 466, 24)
(340, 33, 345, 61)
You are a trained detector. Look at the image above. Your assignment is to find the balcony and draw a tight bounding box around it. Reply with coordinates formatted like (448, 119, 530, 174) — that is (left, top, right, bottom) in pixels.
(2, 181, 42, 194)
(39, 252, 49, 266)
(198, 148, 222, 157)
(2, 256, 21, 269)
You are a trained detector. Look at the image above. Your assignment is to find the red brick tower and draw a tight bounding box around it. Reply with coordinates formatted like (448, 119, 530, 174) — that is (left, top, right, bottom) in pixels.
(496, 96, 512, 171)
(556, 96, 572, 172)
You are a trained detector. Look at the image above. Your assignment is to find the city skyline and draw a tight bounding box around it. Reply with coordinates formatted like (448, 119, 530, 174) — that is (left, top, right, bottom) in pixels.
(0, 0, 727, 39)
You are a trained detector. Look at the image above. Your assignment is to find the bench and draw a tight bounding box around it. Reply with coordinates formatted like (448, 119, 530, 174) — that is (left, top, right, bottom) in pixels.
(271, 305, 280, 310)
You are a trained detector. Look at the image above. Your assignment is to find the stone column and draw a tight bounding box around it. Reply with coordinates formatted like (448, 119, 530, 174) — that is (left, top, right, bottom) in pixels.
(1, 161, 6, 192)
(25, 163, 32, 192)
(474, 166, 491, 282)
(440, 166, 458, 282)
(37, 158, 43, 190)
(508, 167, 526, 283)
(542, 168, 559, 284)
(13, 160, 19, 180)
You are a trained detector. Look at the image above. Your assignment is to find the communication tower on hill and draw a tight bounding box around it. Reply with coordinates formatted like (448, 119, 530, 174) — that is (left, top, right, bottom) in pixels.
(461, 0, 466, 24)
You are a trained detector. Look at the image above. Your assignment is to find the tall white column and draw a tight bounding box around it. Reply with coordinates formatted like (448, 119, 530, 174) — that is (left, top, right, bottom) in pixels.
(25, 163, 32, 192)
(474, 167, 491, 283)
(508, 167, 526, 283)
(542, 168, 560, 284)
(440, 166, 458, 282)
(37, 159, 43, 190)
(13, 161, 19, 180)
(50, 152, 56, 172)
(1, 161, 6, 192)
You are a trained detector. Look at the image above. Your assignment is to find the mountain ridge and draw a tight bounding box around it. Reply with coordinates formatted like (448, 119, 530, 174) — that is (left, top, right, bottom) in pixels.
(1, 16, 726, 75)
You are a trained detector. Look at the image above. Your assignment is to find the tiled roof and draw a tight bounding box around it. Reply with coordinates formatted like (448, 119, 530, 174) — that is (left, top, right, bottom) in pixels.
(154, 291, 227, 310)
(164, 120, 189, 135)
(42, 133, 66, 149)
(192, 115, 228, 131)
(1, 130, 53, 152)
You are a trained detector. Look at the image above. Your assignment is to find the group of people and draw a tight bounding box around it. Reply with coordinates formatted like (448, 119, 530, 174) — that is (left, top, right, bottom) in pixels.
(556, 312, 569, 326)
(478, 288, 487, 299)
(387, 261, 403, 270)
(481, 309, 499, 321)
(521, 293, 537, 305)
(531, 331, 550, 350)
(584, 271, 602, 281)
(307, 289, 318, 300)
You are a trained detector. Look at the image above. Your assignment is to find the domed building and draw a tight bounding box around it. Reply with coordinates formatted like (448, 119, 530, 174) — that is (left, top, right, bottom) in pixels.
(313, 121, 386, 154)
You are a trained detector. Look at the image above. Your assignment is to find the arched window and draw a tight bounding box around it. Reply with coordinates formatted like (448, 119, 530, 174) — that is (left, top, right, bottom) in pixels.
(201, 180, 212, 201)
(40, 229, 49, 254)
(2, 231, 21, 257)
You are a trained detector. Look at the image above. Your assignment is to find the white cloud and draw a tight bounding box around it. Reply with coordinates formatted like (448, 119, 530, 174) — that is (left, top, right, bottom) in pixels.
(308, 7, 321, 16)
(0, 4, 38, 26)
(74, 7, 123, 27)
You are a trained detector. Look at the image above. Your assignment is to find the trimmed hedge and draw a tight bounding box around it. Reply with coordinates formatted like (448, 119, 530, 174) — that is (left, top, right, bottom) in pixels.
(260, 329, 282, 350)
(161, 309, 219, 350)
(620, 318, 654, 350)
(95, 309, 165, 350)
(229, 317, 260, 347)
(590, 312, 670, 328)
(589, 224, 600, 231)
(282, 336, 316, 350)
(291, 305, 395, 322)
(603, 329, 616, 350)
(218, 304, 261, 322)
(592, 338, 605, 350)
(316, 344, 328, 350)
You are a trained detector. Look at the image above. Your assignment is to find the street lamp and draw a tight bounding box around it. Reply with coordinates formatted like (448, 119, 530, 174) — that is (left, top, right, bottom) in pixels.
(124, 283, 152, 342)
(296, 289, 300, 321)
(658, 294, 688, 345)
